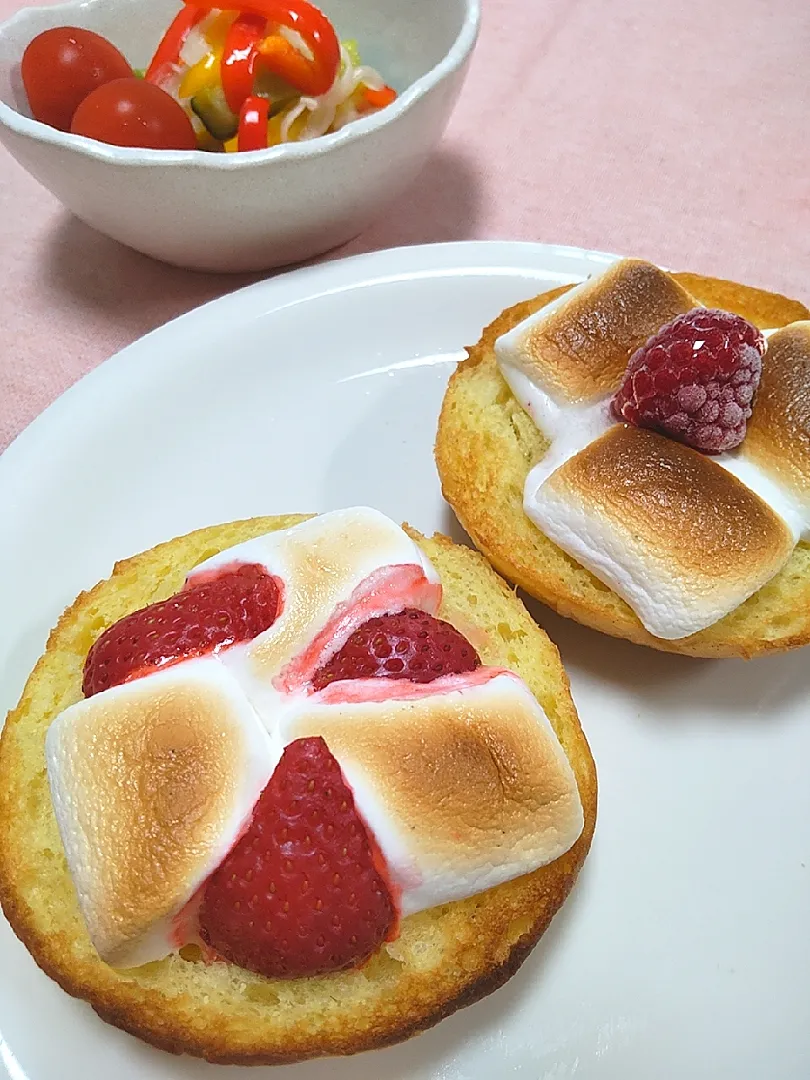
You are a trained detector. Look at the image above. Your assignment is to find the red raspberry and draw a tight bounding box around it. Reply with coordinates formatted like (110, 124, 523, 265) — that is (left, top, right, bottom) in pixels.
(198, 737, 395, 979)
(82, 563, 280, 697)
(311, 608, 480, 691)
(610, 308, 765, 453)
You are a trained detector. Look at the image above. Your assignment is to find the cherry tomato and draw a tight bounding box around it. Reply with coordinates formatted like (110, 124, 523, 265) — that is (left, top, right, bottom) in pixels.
(70, 78, 197, 150)
(21, 27, 133, 132)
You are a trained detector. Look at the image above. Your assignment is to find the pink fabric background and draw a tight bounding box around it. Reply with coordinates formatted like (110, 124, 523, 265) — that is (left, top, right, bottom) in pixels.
(1, 0, 808, 453)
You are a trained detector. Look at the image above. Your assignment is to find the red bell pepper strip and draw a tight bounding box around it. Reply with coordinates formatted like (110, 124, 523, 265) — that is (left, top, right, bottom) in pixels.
(255, 33, 327, 98)
(237, 94, 270, 151)
(183, 0, 340, 97)
(362, 85, 397, 110)
(221, 13, 267, 115)
(145, 5, 206, 87)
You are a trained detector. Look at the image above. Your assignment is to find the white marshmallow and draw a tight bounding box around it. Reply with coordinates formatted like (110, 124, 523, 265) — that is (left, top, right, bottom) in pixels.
(47, 509, 585, 971)
(497, 295, 809, 638)
(46, 659, 279, 968)
(495, 277, 595, 402)
(523, 443, 792, 640)
(280, 672, 584, 917)
(715, 451, 807, 543)
(502, 365, 614, 487)
(189, 508, 441, 725)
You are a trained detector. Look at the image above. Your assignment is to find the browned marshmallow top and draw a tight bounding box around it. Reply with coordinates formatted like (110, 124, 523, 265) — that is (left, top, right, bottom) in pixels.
(243, 510, 437, 682)
(284, 678, 581, 879)
(498, 261, 807, 638)
(743, 322, 810, 511)
(46, 665, 274, 966)
(45, 512, 583, 968)
(546, 425, 794, 587)
(507, 258, 696, 403)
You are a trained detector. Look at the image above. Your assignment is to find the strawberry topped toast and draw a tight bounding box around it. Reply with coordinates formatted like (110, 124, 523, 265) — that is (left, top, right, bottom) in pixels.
(436, 260, 810, 657)
(0, 508, 596, 1064)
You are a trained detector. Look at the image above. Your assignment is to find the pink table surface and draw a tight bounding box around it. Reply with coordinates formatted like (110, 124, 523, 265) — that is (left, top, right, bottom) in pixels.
(1, 0, 808, 454)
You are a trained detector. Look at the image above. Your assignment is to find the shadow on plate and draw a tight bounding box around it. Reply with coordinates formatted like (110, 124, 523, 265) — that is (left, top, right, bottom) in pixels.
(521, 593, 810, 721)
(432, 504, 810, 722)
(438, 503, 473, 546)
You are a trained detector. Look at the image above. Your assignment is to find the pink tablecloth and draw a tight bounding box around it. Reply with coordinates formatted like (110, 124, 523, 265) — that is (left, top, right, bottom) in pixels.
(1, 0, 808, 453)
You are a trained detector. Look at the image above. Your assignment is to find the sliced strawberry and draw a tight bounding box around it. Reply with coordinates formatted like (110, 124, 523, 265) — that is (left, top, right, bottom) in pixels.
(82, 563, 280, 697)
(198, 736, 395, 979)
(311, 608, 480, 691)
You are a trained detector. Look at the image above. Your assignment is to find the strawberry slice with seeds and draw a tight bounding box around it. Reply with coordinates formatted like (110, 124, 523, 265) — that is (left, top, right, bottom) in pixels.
(82, 563, 280, 697)
(198, 736, 395, 979)
(311, 608, 480, 691)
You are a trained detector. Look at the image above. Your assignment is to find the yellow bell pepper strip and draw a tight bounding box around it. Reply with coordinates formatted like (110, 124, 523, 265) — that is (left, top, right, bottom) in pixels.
(267, 102, 307, 143)
(145, 6, 206, 88)
(179, 49, 220, 99)
(203, 9, 238, 49)
(221, 13, 267, 114)
(183, 0, 340, 98)
(237, 94, 270, 151)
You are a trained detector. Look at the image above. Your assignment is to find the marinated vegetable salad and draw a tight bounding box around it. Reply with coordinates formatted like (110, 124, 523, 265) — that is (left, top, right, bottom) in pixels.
(20, 0, 397, 152)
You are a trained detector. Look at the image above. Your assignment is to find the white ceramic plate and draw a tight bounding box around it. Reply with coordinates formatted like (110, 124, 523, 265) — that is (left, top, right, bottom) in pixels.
(1, 241, 808, 1080)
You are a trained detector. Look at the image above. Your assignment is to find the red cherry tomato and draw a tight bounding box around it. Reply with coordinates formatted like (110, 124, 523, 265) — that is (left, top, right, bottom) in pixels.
(70, 78, 197, 150)
(21, 26, 133, 132)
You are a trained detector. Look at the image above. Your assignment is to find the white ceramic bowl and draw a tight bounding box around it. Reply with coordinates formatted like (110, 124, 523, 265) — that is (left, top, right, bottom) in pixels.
(0, 0, 479, 271)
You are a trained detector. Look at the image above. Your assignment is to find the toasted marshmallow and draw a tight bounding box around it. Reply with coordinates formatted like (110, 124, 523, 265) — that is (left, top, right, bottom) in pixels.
(189, 508, 441, 721)
(496, 258, 696, 405)
(46, 659, 278, 968)
(496, 260, 809, 637)
(280, 672, 584, 916)
(733, 322, 810, 539)
(525, 426, 795, 639)
(503, 366, 615, 489)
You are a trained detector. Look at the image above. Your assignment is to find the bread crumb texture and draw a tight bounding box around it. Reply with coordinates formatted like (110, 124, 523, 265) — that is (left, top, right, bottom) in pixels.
(0, 515, 596, 1064)
(435, 272, 810, 658)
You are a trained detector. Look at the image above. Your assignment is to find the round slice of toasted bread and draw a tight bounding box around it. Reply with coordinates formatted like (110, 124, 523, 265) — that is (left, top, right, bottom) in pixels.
(436, 272, 810, 659)
(0, 515, 596, 1065)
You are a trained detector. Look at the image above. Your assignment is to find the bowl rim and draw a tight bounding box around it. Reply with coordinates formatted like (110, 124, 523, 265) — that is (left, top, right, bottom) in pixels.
(0, 0, 480, 168)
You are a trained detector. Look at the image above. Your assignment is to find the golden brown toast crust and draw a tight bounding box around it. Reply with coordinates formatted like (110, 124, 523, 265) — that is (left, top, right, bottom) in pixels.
(435, 272, 810, 658)
(0, 515, 596, 1064)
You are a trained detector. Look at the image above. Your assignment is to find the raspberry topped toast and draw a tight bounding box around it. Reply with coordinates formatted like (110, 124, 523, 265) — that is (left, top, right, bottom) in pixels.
(0, 509, 596, 1064)
(436, 260, 810, 657)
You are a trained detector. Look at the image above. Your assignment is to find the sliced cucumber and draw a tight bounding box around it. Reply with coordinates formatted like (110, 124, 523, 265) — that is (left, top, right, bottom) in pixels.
(253, 69, 298, 112)
(342, 39, 361, 68)
(190, 86, 238, 142)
